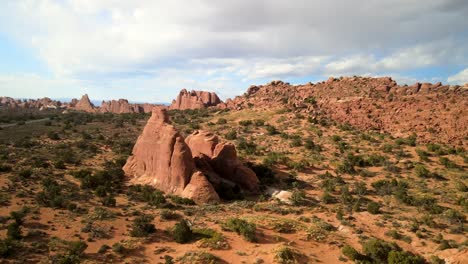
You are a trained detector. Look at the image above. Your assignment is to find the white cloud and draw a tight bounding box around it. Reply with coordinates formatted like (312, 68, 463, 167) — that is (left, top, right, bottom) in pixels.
(0, 0, 466, 100)
(448, 68, 468, 84)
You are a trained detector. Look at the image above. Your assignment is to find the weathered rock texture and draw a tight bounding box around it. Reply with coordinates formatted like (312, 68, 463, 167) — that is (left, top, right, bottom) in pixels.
(71, 94, 96, 113)
(0, 97, 65, 111)
(100, 99, 156, 114)
(170, 89, 222, 110)
(226, 77, 468, 147)
(123, 108, 258, 203)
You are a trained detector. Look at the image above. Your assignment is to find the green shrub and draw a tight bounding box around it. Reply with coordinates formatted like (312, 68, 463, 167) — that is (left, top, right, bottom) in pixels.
(225, 130, 237, 140)
(275, 246, 297, 264)
(387, 250, 425, 264)
(342, 245, 360, 261)
(172, 219, 193, 244)
(239, 120, 252, 126)
(367, 202, 381, 214)
(0, 239, 17, 258)
(223, 218, 257, 242)
(362, 238, 400, 263)
(414, 164, 430, 178)
(169, 195, 195, 205)
(130, 215, 156, 237)
(6, 223, 21, 240)
(265, 125, 279, 135)
(216, 118, 227, 124)
(160, 209, 181, 221)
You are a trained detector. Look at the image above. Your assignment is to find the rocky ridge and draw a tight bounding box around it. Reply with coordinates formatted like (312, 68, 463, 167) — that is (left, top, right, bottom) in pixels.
(225, 77, 468, 146)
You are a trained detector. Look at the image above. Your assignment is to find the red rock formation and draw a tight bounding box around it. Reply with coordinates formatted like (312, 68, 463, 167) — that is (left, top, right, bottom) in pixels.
(0, 97, 65, 111)
(170, 89, 222, 110)
(72, 94, 96, 112)
(186, 130, 259, 193)
(123, 108, 195, 194)
(123, 109, 259, 203)
(226, 77, 468, 147)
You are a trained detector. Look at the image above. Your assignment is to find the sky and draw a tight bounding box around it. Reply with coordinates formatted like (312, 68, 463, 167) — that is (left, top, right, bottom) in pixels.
(0, 0, 467, 103)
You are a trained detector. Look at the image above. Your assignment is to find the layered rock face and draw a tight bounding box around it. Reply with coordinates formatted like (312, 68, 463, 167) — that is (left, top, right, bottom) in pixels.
(170, 89, 222, 110)
(123, 108, 258, 203)
(226, 77, 468, 146)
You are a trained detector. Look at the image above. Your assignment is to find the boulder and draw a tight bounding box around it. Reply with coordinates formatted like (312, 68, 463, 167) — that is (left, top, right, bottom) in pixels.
(181, 171, 220, 204)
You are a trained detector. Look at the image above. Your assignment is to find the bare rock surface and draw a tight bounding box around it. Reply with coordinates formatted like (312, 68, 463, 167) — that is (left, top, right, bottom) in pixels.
(123, 108, 258, 203)
(72, 94, 96, 113)
(170, 89, 222, 110)
(226, 77, 468, 146)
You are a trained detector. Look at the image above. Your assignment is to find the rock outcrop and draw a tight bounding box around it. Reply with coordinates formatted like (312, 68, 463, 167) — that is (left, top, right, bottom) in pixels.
(170, 89, 222, 110)
(226, 77, 468, 147)
(0, 97, 65, 111)
(72, 94, 96, 113)
(123, 108, 259, 203)
(185, 131, 260, 193)
(100, 99, 156, 114)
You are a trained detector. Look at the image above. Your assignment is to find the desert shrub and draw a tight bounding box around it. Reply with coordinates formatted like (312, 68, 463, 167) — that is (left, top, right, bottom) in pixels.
(225, 130, 237, 140)
(275, 247, 298, 264)
(216, 118, 227, 124)
(362, 238, 400, 263)
(290, 190, 306, 206)
(416, 149, 430, 162)
(414, 164, 430, 178)
(18, 169, 33, 179)
(127, 185, 166, 206)
(169, 195, 195, 205)
(0, 239, 17, 258)
(336, 160, 356, 174)
(53, 240, 88, 264)
(341, 245, 361, 261)
(321, 191, 334, 204)
(439, 157, 457, 169)
(387, 250, 425, 264)
(130, 215, 156, 237)
(160, 209, 181, 220)
(290, 138, 302, 147)
(265, 125, 279, 135)
(36, 178, 67, 208)
(47, 131, 60, 140)
(239, 120, 252, 126)
(254, 119, 265, 126)
(101, 196, 116, 207)
(193, 228, 228, 250)
(172, 219, 193, 244)
(223, 218, 257, 242)
(112, 243, 125, 254)
(7, 223, 21, 240)
(263, 152, 289, 167)
(178, 251, 220, 264)
(237, 138, 257, 155)
(367, 202, 381, 214)
(304, 139, 322, 152)
(382, 144, 394, 153)
(98, 245, 110, 254)
(0, 164, 12, 172)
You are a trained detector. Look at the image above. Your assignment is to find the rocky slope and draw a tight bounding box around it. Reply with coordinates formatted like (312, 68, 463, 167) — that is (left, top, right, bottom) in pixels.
(226, 77, 468, 146)
(123, 107, 258, 203)
(170, 89, 222, 110)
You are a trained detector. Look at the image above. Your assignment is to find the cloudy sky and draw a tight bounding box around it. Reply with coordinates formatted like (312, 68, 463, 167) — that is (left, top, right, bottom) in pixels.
(0, 0, 467, 102)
